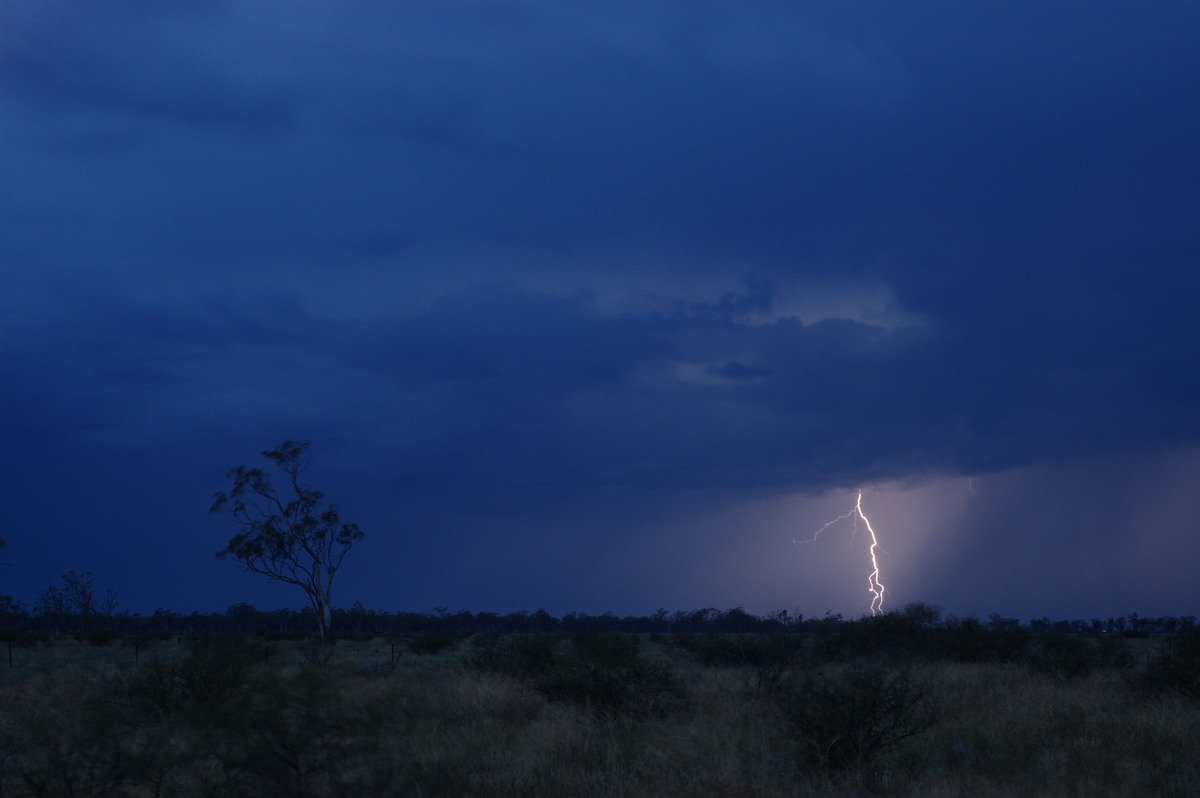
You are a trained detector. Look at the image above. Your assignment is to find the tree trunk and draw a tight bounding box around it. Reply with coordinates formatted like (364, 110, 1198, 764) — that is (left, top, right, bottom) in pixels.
(313, 591, 333, 645)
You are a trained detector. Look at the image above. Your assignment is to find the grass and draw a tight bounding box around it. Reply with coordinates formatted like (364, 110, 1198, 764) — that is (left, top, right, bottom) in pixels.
(0, 633, 1197, 796)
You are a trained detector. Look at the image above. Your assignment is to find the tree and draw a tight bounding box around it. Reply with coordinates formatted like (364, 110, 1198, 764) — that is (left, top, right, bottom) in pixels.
(33, 584, 68, 633)
(210, 441, 363, 644)
(0, 594, 25, 626)
(61, 569, 119, 626)
(31, 571, 118, 633)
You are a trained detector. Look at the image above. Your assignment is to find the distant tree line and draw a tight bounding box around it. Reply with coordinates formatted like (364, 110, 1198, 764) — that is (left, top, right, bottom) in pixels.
(0, 596, 1194, 642)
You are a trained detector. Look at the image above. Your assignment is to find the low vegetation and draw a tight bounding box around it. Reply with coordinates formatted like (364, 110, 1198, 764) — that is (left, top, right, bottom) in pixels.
(0, 607, 1198, 796)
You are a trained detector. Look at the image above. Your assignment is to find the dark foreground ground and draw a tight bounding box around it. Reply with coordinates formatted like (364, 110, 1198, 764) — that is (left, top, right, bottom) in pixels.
(1, 622, 1198, 796)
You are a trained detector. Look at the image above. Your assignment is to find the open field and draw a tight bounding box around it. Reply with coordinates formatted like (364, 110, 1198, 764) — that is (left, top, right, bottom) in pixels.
(1, 630, 1198, 797)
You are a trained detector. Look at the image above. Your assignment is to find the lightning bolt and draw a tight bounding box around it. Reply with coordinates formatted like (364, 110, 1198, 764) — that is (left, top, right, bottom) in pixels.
(855, 492, 886, 616)
(795, 490, 887, 616)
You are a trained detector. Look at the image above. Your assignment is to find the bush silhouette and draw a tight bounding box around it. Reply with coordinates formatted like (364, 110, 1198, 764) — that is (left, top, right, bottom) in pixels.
(669, 633, 746, 666)
(406, 630, 466, 656)
(939, 616, 1030, 662)
(1029, 634, 1100, 680)
(738, 633, 806, 691)
(124, 635, 263, 719)
(530, 635, 683, 717)
(775, 665, 939, 770)
(76, 627, 118, 647)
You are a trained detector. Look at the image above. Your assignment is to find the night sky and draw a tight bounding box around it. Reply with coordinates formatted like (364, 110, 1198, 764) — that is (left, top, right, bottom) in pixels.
(3, 2, 1199, 622)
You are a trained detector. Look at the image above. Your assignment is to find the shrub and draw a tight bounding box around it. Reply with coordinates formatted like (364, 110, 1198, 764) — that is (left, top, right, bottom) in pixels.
(669, 633, 745, 666)
(738, 633, 806, 691)
(406, 630, 466, 656)
(514, 634, 567, 674)
(670, 632, 805, 688)
(15, 630, 50, 648)
(123, 635, 263, 718)
(497, 633, 686, 717)
(127, 630, 171, 647)
(1, 674, 131, 796)
(123, 658, 189, 719)
(78, 627, 118, 647)
(362, 639, 405, 676)
(1144, 629, 1200, 700)
(1029, 634, 1097, 680)
(267, 630, 311, 641)
(939, 616, 1030, 662)
(570, 632, 640, 667)
(300, 638, 340, 666)
(463, 632, 507, 670)
(1095, 634, 1136, 670)
(212, 666, 399, 795)
(774, 665, 939, 770)
(463, 633, 569, 678)
(533, 655, 684, 717)
(182, 635, 264, 703)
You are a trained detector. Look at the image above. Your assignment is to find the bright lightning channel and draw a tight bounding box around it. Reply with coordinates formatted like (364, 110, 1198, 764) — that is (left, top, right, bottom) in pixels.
(795, 490, 887, 616)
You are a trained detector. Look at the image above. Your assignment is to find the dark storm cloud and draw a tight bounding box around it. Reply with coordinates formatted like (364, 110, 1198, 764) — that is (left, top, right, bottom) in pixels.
(4, 263, 1198, 503)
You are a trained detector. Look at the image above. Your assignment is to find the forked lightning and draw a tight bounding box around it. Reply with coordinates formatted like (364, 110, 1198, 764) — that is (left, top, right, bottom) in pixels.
(795, 490, 887, 615)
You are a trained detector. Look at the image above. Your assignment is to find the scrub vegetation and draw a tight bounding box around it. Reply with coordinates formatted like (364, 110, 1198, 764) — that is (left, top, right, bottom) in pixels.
(1, 605, 1198, 796)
